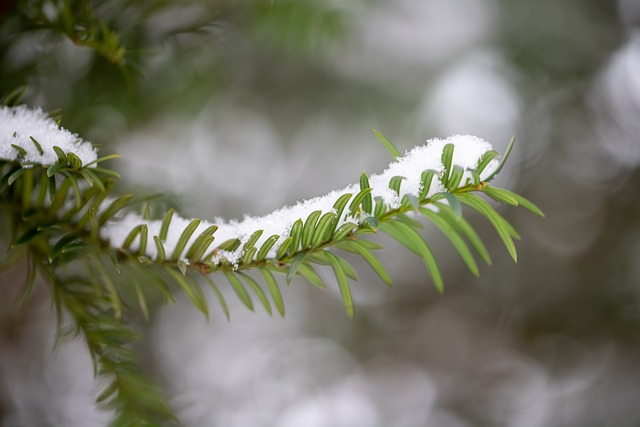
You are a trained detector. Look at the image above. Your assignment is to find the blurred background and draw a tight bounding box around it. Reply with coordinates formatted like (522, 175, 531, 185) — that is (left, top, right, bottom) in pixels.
(1, 0, 640, 426)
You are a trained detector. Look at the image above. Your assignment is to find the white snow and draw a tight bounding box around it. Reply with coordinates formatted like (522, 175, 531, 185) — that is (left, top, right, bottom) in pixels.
(0, 105, 97, 166)
(101, 134, 498, 264)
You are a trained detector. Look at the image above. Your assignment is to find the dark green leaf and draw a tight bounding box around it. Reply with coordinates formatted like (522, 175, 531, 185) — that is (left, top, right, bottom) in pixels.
(139, 225, 148, 256)
(98, 194, 133, 226)
(352, 238, 384, 250)
(275, 236, 293, 259)
(46, 163, 66, 177)
(92, 167, 121, 179)
(289, 219, 304, 253)
(49, 233, 81, 263)
(0, 165, 20, 191)
(52, 146, 67, 164)
(445, 165, 465, 191)
(189, 235, 215, 262)
(1, 86, 27, 106)
(308, 251, 357, 280)
(215, 238, 241, 252)
(18, 255, 38, 307)
(167, 269, 208, 318)
(471, 170, 482, 186)
(121, 225, 142, 250)
(456, 193, 518, 262)
(90, 257, 124, 318)
(336, 240, 392, 286)
(373, 197, 386, 218)
(481, 186, 517, 206)
(83, 154, 121, 168)
(77, 190, 108, 228)
(48, 177, 73, 214)
(128, 269, 150, 321)
(419, 170, 438, 200)
(396, 213, 423, 229)
(137, 267, 175, 303)
(0, 163, 16, 192)
(243, 230, 264, 249)
(88, 208, 99, 241)
(333, 222, 358, 240)
(62, 182, 98, 217)
(11, 143, 27, 158)
(224, 272, 254, 311)
(142, 203, 152, 220)
(256, 235, 279, 260)
(505, 219, 521, 240)
(237, 272, 272, 315)
(484, 136, 515, 182)
(80, 169, 105, 191)
(301, 210, 322, 249)
(434, 203, 491, 264)
(7, 167, 25, 186)
(419, 208, 479, 276)
(441, 143, 455, 183)
(186, 225, 218, 260)
(14, 226, 41, 246)
(388, 176, 405, 195)
(201, 274, 230, 320)
(78, 169, 93, 187)
(153, 236, 166, 262)
(362, 216, 379, 230)
(286, 252, 307, 285)
(297, 263, 325, 289)
(373, 129, 400, 158)
(36, 171, 49, 207)
(52, 241, 89, 261)
(172, 219, 201, 261)
(20, 168, 33, 209)
(379, 220, 444, 292)
(483, 187, 544, 217)
(242, 247, 257, 265)
(29, 137, 44, 155)
(325, 251, 355, 318)
(311, 212, 337, 247)
(333, 193, 352, 221)
(67, 152, 83, 169)
(348, 187, 373, 217)
(475, 150, 500, 177)
(67, 173, 82, 209)
(159, 208, 174, 241)
(401, 194, 420, 210)
(442, 193, 462, 217)
(260, 268, 285, 317)
(359, 173, 373, 214)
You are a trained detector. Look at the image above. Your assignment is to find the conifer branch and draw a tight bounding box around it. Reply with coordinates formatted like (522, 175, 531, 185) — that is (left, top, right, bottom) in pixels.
(0, 104, 543, 425)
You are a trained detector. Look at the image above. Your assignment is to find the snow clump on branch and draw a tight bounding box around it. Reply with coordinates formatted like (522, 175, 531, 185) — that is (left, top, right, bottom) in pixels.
(0, 105, 498, 265)
(0, 105, 97, 166)
(101, 136, 498, 264)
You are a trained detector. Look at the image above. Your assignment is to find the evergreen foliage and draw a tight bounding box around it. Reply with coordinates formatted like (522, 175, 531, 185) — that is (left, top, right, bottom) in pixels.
(0, 2, 543, 426)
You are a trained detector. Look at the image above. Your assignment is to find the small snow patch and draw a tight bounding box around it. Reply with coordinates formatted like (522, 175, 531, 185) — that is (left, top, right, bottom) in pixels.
(0, 105, 97, 166)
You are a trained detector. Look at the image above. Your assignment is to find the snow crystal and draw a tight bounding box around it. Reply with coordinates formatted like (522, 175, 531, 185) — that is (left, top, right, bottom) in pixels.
(101, 134, 498, 263)
(0, 105, 97, 166)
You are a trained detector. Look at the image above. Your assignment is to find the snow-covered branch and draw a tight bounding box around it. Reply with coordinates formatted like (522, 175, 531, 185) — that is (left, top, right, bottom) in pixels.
(1, 104, 541, 426)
